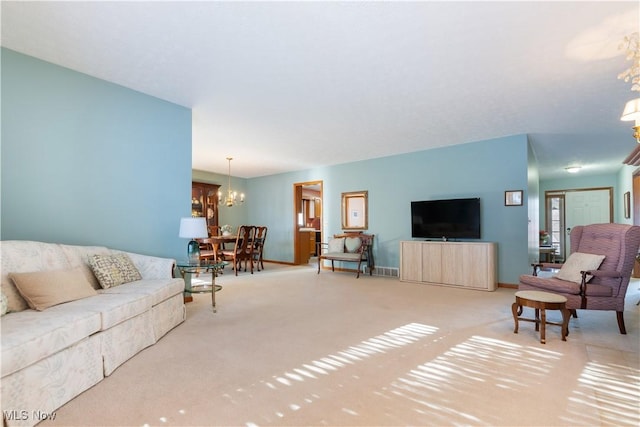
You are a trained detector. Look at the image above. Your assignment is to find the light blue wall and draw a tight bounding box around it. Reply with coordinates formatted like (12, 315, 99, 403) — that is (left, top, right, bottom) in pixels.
(526, 138, 540, 265)
(1, 48, 192, 259)
(617, 165, 637, 225)
(246, 135, 531, 285)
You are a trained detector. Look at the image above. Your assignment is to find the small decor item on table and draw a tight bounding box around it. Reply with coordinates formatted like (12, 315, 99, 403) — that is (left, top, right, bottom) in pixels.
(539, 230, 550, 246)
(221, 224, 233, 236)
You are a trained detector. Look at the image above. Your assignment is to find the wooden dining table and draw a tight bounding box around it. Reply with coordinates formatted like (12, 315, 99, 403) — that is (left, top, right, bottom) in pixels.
(200, 235, 237, 262)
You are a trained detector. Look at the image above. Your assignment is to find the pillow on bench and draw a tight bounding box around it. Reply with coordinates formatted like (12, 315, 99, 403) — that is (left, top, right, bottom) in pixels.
(326, 236, 364, 254)
(345, 237, 362, 253)
(328, 237, 345, 253)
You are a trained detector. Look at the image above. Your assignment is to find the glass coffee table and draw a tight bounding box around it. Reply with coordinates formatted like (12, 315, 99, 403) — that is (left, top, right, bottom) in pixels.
(176, 260, 227, 312)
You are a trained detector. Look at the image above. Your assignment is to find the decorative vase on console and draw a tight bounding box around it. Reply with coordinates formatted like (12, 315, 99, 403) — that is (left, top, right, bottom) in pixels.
(539, 230, 550, 246)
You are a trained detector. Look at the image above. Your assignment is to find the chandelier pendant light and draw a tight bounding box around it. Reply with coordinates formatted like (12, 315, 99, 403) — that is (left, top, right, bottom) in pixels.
(218, 157, 245, 207)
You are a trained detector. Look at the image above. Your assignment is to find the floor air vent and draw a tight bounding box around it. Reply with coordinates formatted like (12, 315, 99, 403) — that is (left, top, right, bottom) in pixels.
(365, 266, 399, 277)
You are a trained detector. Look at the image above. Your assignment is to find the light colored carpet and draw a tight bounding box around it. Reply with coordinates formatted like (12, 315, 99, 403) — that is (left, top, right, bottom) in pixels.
(43, 264, 639, 427)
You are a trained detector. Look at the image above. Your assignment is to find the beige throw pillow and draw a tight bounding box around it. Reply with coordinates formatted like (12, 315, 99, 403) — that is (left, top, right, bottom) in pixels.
(88, 253, 142, 289)
(9, 267, 97, 311)
(555, 252, 606, 284)
(345, 237, 362, 253)
(328, 238, 345, 253)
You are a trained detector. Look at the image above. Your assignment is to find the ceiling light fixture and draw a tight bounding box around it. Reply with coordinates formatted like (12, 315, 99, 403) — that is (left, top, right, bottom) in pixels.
(619, 32, 640, 142)
(565, 166, 582, 173)
(218, 157, 245, 207)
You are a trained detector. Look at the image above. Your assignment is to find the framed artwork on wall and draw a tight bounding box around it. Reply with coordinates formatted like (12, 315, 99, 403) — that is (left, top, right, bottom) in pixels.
(505, 190, 523, 206)
(341, 190, 368, 230)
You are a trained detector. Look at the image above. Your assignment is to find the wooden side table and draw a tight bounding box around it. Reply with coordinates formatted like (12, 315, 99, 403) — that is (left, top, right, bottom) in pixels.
(539, 246, 556, 263)
(512, 290, 570, 344)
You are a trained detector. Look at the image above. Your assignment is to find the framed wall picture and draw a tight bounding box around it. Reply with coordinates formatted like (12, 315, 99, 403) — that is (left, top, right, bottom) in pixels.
(505, 190, 523, 206)
(624, 191, 631, 219)
(341, 190, 368, 230)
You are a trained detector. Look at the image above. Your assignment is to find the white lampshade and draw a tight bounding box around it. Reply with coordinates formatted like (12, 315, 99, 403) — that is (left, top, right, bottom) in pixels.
(179, 217, 208, 239)
(621, 98, 640, 122)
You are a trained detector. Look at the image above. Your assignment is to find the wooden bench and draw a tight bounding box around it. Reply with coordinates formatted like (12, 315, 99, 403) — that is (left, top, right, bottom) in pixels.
(317, 232, 374, 278)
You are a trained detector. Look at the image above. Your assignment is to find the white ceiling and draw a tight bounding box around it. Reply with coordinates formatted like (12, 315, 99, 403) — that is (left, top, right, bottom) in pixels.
(2, 1, 639, 179)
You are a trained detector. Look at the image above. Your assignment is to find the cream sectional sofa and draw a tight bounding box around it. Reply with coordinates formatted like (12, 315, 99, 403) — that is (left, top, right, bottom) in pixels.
(0, 241, 186, 427)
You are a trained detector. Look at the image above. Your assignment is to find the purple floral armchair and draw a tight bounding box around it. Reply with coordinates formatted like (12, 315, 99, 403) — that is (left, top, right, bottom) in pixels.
(519, 223, 640, 334)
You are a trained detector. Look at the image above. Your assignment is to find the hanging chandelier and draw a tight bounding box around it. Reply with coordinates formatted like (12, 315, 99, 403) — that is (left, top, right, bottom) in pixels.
(218, 157, 245, 207)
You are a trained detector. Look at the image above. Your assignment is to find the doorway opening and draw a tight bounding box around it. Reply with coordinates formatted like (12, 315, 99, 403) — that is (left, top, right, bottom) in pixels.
(293, 181, 323, 265)
(544, 194, 565, 262)
(544, 187, 613, 261)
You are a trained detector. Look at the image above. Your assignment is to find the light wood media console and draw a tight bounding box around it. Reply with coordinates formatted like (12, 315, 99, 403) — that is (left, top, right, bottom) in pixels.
(400, 240, 497, 291)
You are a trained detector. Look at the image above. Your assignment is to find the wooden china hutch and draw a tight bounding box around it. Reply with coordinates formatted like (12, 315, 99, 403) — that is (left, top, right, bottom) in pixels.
(191, 182, 220, 229)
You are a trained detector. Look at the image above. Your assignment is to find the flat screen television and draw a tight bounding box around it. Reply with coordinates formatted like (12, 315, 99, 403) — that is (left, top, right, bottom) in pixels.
(411, 198, 481, 240)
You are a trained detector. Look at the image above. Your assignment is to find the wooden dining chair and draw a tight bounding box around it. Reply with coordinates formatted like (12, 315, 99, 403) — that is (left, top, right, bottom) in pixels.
(197, 238, 216, 262)
(206, 225, 227, 259)
(252, 226, 268, 271)
(221, 225, 256, 275)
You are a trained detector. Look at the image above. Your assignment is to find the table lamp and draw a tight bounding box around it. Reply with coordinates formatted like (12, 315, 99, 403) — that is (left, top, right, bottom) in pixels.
(179, 217, 208, 263)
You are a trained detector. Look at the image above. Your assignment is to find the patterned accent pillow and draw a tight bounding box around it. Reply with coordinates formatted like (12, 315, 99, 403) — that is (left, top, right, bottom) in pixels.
(327, 238, 345, 253)
(88, 253, 142, 289)
(345, 237, 362, 253)
(555, 252, 605, 284)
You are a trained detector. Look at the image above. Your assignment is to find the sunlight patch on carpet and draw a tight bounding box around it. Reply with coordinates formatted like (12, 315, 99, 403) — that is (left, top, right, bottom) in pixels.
(563, 360, 640, 426)
(240, 322, 438, 426)
(383, 335, 564, 425)
(266, 323, 438, 389)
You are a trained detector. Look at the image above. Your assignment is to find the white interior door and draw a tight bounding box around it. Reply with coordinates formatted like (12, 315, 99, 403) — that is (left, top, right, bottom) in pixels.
(564, 189, 611, 259)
